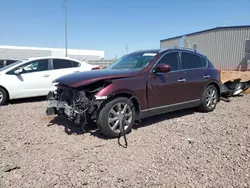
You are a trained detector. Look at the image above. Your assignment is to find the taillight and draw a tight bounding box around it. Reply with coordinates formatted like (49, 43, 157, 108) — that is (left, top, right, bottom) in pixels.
(91, 66, 101, 70)
(217, 68, 221, 74)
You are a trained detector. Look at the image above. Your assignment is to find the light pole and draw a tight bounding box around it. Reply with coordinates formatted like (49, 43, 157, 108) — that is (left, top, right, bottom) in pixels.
(64, 0, 68, 57)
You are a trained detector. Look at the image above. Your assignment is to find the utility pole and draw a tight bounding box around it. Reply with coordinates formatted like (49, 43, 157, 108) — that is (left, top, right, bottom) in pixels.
(126, 44, 128, 54)
(64, 0, 68, 57)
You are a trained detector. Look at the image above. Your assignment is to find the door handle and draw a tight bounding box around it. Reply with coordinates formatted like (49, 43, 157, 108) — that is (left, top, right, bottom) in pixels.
(203, 75, 210, 79)
(42, 74, 50, 77)
(177, 78, 186, 83)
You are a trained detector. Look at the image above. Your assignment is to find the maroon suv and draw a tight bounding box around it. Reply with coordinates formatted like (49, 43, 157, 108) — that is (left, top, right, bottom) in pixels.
(46, 48, 221, 137)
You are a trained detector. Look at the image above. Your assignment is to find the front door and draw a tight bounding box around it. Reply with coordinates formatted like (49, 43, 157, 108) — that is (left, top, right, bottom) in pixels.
(148, 52, 188, 109)
(6, 59, 52, 99)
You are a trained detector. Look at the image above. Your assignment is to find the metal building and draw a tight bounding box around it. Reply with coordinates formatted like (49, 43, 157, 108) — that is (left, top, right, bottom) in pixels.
(0, 45, 104, 61)
(160, 25, 250, 71)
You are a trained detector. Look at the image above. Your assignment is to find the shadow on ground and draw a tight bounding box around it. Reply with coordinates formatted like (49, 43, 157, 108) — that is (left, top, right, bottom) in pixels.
(46, 108, 195, 139)
(9, 96, 47, 105)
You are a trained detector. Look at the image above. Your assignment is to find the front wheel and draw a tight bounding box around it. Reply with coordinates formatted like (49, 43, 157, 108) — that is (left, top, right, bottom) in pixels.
(97, 97, 136, 138)
(198, 85, 218, 112)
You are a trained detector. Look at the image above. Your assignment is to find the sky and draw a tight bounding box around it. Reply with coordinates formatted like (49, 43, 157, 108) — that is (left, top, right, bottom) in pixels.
(0, 0, 249, 59)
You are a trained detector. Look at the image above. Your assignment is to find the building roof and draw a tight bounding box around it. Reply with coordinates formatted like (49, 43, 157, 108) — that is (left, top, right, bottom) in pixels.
(160, 25, 250, 42)
(0, 45, 104, 57)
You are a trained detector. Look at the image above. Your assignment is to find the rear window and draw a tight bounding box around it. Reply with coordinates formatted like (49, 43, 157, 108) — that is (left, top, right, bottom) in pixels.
(181, 52, 206, 69)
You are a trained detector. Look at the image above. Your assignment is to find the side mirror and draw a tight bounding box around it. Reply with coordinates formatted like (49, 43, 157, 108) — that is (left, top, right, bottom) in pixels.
(14, 68, 23, 74)
(154, 64, 171, 73)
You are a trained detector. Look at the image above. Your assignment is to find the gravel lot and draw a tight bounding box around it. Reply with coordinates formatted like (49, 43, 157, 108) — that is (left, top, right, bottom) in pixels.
(0, 95, 250, 188)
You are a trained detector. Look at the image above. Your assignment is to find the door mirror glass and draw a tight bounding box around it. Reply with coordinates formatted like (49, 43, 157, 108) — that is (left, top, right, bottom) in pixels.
(14, 67, 23, 74)
(154, 64, 171, 73)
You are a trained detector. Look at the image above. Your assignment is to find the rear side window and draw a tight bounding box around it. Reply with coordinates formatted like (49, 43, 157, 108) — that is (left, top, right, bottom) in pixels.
(157, 52, 180, 71)
(181, 52, 205, 69)
(53, 59, 79, 69)
(72, 61, 80, 67)
(200, 57, 207, 67)
(0, 60, 4, 68)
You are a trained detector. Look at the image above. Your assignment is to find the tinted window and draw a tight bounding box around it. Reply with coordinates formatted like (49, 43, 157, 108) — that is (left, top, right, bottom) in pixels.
(6, 60, 17, 66)
(0, 60, 4, 68)
(200, 57, 207, 67)
(181, 52, 205, 69)
(7, 59, 49, 74)
(157, 52, 180, 71)
(53, 59, 79, 69)
(20, 59, 49, 73)
(72, 61, 80, 67)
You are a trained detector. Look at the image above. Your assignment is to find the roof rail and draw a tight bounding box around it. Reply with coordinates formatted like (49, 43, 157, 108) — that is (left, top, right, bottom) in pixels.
(160, 47, 208, 58)
(159, 47, 197, 53)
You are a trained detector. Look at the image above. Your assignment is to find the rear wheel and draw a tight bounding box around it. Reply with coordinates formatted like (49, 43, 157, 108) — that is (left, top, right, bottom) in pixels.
(0, 88, 8, 106)
(97, 97, 135, 138)
(198, 85, 218, 112)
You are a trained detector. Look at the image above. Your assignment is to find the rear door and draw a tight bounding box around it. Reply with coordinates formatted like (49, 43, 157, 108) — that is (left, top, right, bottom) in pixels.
(180, 52, 209, 100)
(50, 58, 81, 82)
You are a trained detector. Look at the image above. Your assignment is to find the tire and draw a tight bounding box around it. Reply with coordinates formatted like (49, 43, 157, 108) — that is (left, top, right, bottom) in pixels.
(97, 97, 136, 138)
(198, 85, 218, 112)
(0, 87, 8, 106)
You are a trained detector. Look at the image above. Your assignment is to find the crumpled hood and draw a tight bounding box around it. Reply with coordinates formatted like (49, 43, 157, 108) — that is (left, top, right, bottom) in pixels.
(54, 69, 139, 88)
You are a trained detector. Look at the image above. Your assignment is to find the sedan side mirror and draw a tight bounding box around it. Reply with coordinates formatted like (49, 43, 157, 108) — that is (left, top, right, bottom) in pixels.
(14, 68, 23, 74)
(154, 64, 171, 73)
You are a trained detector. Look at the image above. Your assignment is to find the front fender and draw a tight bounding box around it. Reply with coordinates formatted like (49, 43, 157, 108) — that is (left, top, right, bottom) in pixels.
(95, 77, 148, 110)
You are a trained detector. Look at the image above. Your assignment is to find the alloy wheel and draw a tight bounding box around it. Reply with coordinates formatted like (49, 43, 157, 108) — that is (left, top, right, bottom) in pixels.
(206, 87, 217, 109)
(108, 102, 133, 133)
(0, 92, 3, 103)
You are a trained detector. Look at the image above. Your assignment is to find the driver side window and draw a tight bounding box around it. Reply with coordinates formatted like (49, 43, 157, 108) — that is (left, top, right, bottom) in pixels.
(7, 59, 49, 74)
(157, 52, 180, 71)
(19, 59, 49, 73)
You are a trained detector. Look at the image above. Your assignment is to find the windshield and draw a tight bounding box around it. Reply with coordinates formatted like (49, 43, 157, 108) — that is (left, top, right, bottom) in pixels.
(106, 52, 157, 70)
(0, 60, 25, 71)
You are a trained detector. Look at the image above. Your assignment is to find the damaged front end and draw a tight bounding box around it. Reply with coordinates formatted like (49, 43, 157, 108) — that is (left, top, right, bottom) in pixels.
(46, 81, 110, 126)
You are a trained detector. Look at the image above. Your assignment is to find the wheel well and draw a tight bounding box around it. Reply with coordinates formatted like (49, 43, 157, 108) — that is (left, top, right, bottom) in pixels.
(109, 93, 141, 123)
(207, 82, 221, 101)
(0, 86, 9, 100)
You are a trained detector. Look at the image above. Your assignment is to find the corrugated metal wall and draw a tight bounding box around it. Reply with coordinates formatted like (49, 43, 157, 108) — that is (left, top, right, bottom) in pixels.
(160, 28, 250, 70)
(160, 38, 180, 49)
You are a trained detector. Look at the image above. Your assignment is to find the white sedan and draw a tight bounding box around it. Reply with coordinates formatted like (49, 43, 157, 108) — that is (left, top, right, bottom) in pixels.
(0, 56, 100, 105)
